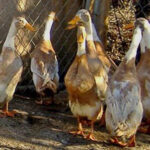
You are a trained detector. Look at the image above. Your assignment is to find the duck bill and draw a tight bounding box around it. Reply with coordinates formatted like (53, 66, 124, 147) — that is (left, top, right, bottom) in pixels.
(25, 23, 35, 32)
(66, 24, 77, 30)
(124, 22, 134, 30)
(66, 16, 80, 30)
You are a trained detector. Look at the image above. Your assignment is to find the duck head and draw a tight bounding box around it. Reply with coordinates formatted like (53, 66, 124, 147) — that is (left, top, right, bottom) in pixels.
(47, 11, 58, 21)
(135, 18, 150, 31)
(67, 9, 91, 29)
(15, 17, 35, 31)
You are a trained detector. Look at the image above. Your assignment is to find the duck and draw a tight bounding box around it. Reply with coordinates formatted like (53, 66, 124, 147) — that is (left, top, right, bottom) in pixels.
(67, 9, 112, 127)
(136, 18, 150, 134)
(31, 11, 59, 105)
(65, 10, 108, 141)
(0, 17, 35, 117)
(124, 0, 150, 64)
(67, 9, 117, 74)
(105, 18, 144, 147)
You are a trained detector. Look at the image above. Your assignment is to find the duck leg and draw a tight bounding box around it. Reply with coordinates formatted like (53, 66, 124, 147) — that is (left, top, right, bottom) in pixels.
(70, 116, 85, 136)
(35, 90, 53, 106)
(43, 92, 54, 105)
(99, 111, 105, 127)
(35, 98, 43, 105)
(85, 121, 97, 141)
(1, 101, 16, 117)
(128, 135, 135, 147)
(110, 137, 127, 147)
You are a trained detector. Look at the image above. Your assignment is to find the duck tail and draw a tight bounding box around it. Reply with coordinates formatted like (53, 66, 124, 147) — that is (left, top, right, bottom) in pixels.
(114, 122, 128, 137)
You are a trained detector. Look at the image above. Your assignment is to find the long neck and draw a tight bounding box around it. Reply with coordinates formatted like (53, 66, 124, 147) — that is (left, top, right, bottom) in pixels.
(143, 27, 150, 50)
(85, 19, 93, 41)
(140, 38, 145, 53)
(77, 41, 86, 56)
(92, 23, 101, 42)
(42, 19, 54, 41)
(85, 20, 97, 55)
(3, 19, 17, 49)
(125, 26, 142, 63)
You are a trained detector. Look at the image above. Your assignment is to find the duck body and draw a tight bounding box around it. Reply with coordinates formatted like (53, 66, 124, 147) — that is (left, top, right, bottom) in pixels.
(136, 18, 150, 129)
(0, 47, 23, 107)
(66, 10, 108, 140)
(66, 54, 104, 121)
(105, 24, 143, 147)
(31, 40, 59, 94)
(31, 12, 59, 104)
(137, 51, 150, 120)
(0, 17, 34, 117)
(106, 60, 142, 138)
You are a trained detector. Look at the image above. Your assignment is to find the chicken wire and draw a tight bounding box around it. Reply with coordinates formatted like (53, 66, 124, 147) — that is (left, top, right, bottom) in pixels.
(0, 0, 85, 96)
(0, 0, 149, 96)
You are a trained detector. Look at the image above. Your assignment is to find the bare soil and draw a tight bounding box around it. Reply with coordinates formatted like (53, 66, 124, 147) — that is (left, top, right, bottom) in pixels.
(0, 90, 149, 150)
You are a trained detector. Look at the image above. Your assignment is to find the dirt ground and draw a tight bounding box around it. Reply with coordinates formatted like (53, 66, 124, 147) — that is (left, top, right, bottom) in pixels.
(0, 90, 149, 150)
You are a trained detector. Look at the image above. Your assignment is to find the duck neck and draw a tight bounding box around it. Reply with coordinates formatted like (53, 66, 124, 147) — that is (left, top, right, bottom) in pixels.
(143, 27, 150, 50)
(85, 19, 93, 41)
(3, 18, 17, 50)
(85, 20, 97, 55)
(92, 23, 101, 42)
(42, 19, 54, 41)
(125, 26, 142, 63)
(77, 41, 86, 56)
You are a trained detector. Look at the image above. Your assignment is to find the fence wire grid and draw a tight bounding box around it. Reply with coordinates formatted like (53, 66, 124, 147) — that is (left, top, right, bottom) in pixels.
(0, 0, 149, 97)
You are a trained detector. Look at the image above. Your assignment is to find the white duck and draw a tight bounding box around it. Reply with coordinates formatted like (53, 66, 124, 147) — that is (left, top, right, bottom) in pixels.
(0, 17, 34, 117)
(105, 19, 144, 147)
(31, 12, 59, 105)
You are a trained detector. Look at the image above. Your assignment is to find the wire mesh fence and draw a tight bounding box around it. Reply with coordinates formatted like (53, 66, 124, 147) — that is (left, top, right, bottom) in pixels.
(0, 0, 85, 96)
(0, 0, 149, 97)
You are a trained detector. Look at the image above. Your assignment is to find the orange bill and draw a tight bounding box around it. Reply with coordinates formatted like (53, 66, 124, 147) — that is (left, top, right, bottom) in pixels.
(66, 16, 80, 30)
(123, 22, 134, 30)
(66, 24, 77, 30)
(25, 23, 35, 32)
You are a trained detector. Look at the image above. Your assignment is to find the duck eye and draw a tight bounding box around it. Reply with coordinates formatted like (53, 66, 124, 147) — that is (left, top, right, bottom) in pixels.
(81, 14, 89, 22)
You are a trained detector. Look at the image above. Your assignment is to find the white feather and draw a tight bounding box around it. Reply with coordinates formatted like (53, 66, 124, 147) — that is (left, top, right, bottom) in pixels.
(69, 100, 103, 120)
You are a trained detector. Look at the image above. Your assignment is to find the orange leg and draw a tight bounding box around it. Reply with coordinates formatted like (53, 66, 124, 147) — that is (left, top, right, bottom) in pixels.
(1, 101, 16, 117)
(110, 137, 127, 147)
(35, 95, 53, 106)
(85, 121, 97, 141)
(70, 116, 85, 137)
(99, 111, 105, 127)
(128, 135, 135, 147)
